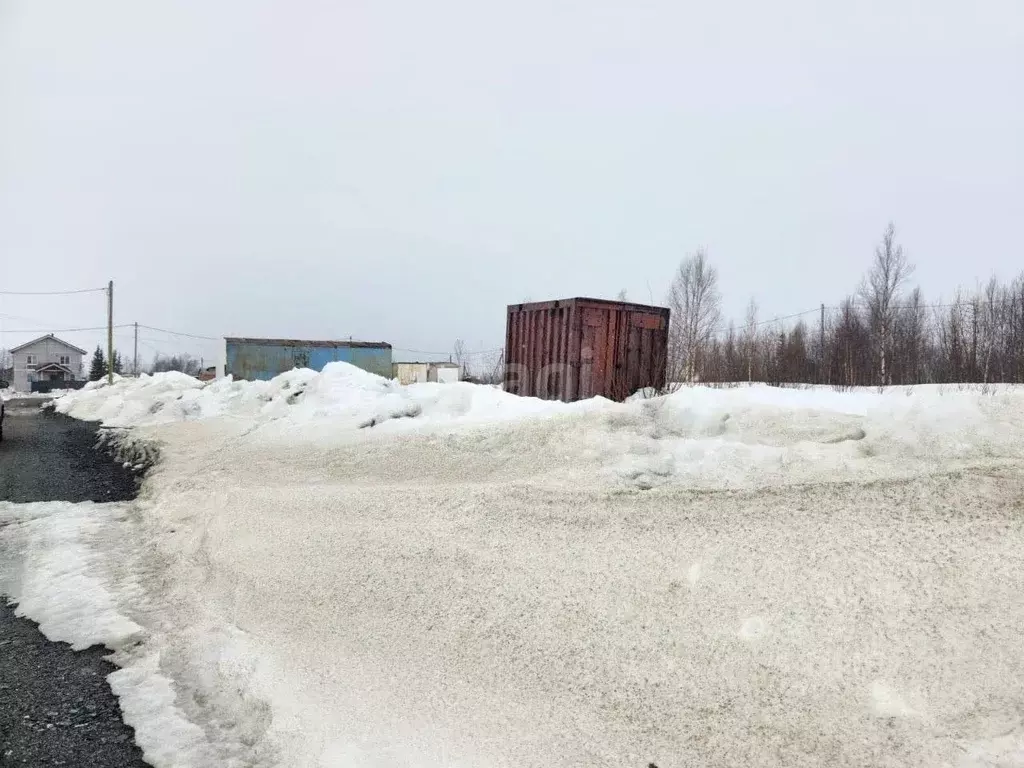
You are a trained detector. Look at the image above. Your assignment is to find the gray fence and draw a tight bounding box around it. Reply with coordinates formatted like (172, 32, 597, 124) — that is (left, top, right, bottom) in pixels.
(30, 380, 87, 394)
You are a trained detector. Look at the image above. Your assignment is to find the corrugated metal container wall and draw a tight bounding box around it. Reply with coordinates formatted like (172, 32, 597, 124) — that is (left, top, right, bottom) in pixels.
(504, 298, 670, 402)
(225, 338, 393, 381)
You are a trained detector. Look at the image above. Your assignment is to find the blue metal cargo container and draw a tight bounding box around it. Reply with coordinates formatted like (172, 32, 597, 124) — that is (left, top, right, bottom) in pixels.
(225, 337, 393, 381)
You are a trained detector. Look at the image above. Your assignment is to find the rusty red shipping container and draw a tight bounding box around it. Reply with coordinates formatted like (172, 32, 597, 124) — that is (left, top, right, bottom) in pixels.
(504, 297, 671, 402)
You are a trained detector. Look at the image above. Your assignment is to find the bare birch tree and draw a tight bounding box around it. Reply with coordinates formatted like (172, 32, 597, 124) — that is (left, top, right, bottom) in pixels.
(979, 276, 1005, 383)
(479, 349, 504, 385)
(935, 292, 967, 382)
(1012, 274, 1024, 382)
(743, 298, 758, 382)
(667, 248, 721, 383)
(860, 222, 914, 386)
(452, 339, 467, 379)
(694, 269, 1024, 388)
(893, 286, 927, 384)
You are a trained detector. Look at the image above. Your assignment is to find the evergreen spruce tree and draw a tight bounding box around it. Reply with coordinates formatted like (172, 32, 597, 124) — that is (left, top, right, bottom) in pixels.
(88, 346, 106, 382)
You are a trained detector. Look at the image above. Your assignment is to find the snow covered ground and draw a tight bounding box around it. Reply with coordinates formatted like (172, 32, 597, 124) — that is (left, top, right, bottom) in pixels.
(0, 389, 57, 401)
(3, 365, 1024, 767)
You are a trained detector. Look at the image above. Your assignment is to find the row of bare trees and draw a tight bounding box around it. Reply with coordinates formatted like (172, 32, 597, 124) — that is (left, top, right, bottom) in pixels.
(667, 223, 1024, 387)
(0, 348, 12, 385)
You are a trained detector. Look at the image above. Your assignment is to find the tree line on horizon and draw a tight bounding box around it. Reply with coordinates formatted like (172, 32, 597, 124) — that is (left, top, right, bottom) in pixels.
(666, 223, 1024, 388)
(87, 346, 203, 380)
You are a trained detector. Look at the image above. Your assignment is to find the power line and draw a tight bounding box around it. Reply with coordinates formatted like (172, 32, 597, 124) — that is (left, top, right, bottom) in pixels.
(763, 307, 824, 325)
(392, 346, 503, 357)
(850, 299, 1005, 311)
(137, 327, 497, 352)
(0, 311, 56, 326)
(137, 324, 220, 341)
(700, 297, 1019, 341)
(710, 307, 823, 336)
(0, 287, 107, 296)
(0, 324, 132, 334)
(108, 323, 499, 354)
(745, 307, 821, 331)
(136, 335, 185, 345)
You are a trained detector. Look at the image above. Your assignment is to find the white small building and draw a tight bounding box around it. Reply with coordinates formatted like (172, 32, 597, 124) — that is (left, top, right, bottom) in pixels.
(393, 361, 462, 385)
(392, 362, 430, 385)
(9, 334, 86, 392)
(428, 362, 461, 384)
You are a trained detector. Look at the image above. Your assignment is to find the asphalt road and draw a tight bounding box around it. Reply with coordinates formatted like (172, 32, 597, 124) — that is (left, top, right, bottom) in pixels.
(0, 400, 148, 767)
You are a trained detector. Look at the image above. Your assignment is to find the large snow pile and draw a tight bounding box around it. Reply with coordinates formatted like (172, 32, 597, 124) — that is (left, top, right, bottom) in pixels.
(5, 373, 1023, 766)
(51, 367, 1024, 490)
(52, 364, 600, 435)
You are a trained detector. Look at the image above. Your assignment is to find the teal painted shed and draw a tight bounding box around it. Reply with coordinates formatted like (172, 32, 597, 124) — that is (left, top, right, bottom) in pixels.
(224, 337, 393, 381)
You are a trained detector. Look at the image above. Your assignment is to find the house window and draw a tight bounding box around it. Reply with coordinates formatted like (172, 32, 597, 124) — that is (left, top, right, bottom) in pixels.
(59, 355, 70, 365)
(25, 354, 36, 366)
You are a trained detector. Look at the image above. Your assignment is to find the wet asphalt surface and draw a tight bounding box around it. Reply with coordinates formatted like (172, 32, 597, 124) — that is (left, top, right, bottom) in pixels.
(0, 400, 149, 767)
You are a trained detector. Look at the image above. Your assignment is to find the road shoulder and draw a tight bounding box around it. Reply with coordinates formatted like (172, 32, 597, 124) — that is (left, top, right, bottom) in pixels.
(1, 405, 150, 767)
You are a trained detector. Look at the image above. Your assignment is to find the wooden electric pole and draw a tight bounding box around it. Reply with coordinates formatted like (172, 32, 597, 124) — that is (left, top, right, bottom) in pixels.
(107, 280, 114, 385)
(134, 322, 139, 377)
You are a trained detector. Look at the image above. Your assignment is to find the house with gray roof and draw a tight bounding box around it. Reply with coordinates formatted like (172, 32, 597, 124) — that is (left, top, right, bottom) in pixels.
(9, 334, 87, 392)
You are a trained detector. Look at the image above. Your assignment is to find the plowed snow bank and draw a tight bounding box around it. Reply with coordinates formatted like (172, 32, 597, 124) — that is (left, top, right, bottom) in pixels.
(10, 373, 1023, 766)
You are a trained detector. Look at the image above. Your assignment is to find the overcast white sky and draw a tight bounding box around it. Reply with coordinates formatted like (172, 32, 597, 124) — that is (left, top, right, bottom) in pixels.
(1, 0, 1021, 366)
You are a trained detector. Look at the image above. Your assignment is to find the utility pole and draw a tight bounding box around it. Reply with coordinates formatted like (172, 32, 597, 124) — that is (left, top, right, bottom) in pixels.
(134, 322, 139, 377)
(820, 303, 826, 385)
(107, 280, 114, 386)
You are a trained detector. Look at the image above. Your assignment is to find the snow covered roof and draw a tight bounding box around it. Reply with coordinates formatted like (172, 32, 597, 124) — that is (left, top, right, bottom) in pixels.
(9, 334, 88, 355)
